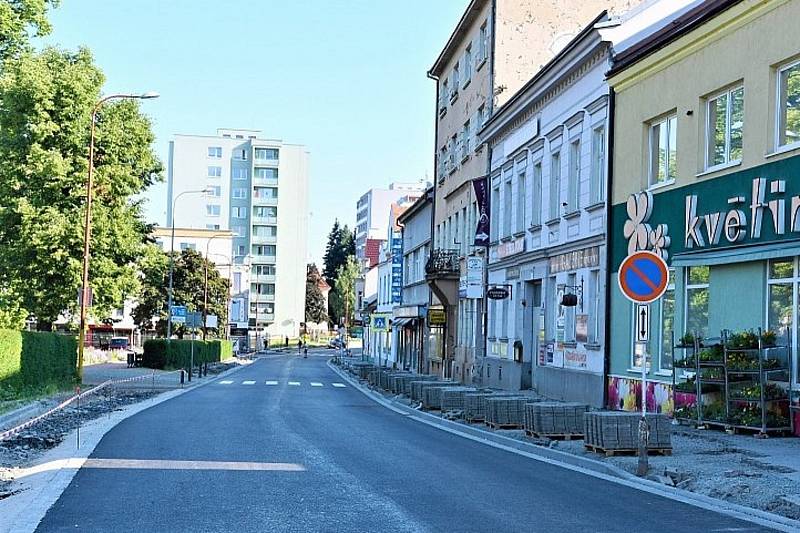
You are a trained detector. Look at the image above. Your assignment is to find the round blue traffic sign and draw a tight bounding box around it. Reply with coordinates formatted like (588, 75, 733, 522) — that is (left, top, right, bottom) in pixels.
(618, 251, 669, 304)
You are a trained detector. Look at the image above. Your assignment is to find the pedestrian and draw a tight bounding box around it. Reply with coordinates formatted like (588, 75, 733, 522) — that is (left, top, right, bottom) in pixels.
(298, 339, 302, 354)
(285, 336, 289, 350)
(303, 345, 308, 358)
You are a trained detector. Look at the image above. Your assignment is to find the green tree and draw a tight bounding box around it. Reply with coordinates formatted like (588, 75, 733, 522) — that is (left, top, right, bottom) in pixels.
(132, 247, 230, 339)
(330, 255, 359, 327)
(305, 263, 328, 324)
(0, 47, 162, 327)
(323, 220, 356, 324)
(0, 0, 57, 59)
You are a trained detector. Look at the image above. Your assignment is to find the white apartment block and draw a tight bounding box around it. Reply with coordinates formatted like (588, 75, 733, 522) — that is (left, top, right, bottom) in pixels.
(167, 128, 309, 341)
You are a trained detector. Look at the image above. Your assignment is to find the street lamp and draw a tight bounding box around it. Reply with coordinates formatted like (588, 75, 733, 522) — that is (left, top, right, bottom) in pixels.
(203, 234, 231, 340)
(77, 92, 159, 380)
(166, 188, 213, 340)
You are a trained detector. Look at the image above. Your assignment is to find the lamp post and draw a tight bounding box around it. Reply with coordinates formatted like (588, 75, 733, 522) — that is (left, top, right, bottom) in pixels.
(203, 234, 230, 340)
(166, 188, 212, 340)
(77, 91, 159, 380)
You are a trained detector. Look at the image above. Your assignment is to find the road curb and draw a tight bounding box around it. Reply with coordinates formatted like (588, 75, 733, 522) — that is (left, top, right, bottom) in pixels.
(1, 360, 251, 533)
(328, 361, 800, 532)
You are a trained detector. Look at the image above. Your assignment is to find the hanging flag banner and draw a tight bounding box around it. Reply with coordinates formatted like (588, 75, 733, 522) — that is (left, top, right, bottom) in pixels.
(473, 176, 490, 246)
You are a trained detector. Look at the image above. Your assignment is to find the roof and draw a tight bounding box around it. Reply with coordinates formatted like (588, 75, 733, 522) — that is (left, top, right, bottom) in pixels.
(152, 227, 234, 239)
(428, 0, 488, 77)
(607, 0, 741, 78)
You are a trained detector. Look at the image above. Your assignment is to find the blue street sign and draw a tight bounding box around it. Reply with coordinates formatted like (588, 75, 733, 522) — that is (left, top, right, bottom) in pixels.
(170, 305, 187, 324)
(618, 251, 669, 304)
(186, 312, 203, 329)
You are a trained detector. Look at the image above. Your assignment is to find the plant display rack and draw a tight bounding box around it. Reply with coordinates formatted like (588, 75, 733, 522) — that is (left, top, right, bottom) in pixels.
(672, 328, 793, 436)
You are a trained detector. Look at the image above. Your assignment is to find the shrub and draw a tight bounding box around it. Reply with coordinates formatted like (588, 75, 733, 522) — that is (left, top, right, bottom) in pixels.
(143, 338, 233, 370)
(0, 329, 78, 399)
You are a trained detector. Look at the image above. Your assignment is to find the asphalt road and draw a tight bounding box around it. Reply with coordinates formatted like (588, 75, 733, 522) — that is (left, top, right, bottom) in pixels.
(35, 352, 773, 532)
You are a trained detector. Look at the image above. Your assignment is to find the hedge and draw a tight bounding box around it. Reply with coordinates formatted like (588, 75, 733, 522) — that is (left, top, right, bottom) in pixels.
(142, 338, 233, 370)
(0, 329, 78, 399)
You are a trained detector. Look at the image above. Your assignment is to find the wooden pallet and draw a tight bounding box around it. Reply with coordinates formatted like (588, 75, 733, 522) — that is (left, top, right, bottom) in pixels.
(529, 432, 584, 441)
(584, 444, 672, 457)
(487, 422, 521, 430)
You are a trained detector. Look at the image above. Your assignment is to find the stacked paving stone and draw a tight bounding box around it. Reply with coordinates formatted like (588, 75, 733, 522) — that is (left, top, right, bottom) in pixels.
(396, 375, 433, 395)
(440, 387, 479, 411)
(387, 373, 411, 393)
(463, 392, 519, 422)
(357, 364, 376, 380)
(584, 412, 672, 452)
(486, 397, 530, 428)
(411, 380, 454, 402)
(367, 369, 380, 386)
(524, 402, 587, 437)
(423, 386, 471, 410)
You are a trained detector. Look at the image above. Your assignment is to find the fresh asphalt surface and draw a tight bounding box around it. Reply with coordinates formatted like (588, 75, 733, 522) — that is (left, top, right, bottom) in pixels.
(35, 351, 772, 532)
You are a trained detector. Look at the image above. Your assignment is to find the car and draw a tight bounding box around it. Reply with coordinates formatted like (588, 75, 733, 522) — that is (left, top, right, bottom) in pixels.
(327, 338, 342, 349)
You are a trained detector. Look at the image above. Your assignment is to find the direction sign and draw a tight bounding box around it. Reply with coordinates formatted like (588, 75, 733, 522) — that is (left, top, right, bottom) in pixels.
(170, 305, 187, 324)
(618, 251, 669, 304)
(635, 304, 649, 342)
(186, 312, 203, 328)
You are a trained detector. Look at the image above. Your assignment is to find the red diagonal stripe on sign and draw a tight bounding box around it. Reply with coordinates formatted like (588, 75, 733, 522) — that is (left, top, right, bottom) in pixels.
(629, 262, 659, 292)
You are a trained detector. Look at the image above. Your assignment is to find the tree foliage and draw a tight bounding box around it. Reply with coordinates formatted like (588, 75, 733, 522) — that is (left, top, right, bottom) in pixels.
(132, 247, 230, 339)
(322, 220, 355, 324)
(0, 46, 162, 326)
(0, 0, 57, 59)
(330, 255, 359, 327)
(305, 263, 328, 324)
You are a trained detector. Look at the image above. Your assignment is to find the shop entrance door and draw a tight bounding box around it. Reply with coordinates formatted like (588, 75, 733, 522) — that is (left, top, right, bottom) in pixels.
(767, 258, 800, 388)
(522, 280, 542, 390)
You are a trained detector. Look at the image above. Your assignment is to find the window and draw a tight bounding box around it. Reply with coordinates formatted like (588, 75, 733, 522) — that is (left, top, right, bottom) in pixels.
(233, 168, 248, 180)
(516, 170, 526, 233)
(567, 140, 580, 212)
(206, 224, 220, 230)
(233, 148, 248, 161)
(255, 148, 279, 160)
(503, 173, 512, 237)
(232, 206, 247, 219)
(461, 120, 470, 159)
(588, 269, 600, 344)
(232, 225, 246, 237)
(685, 266, 710, 339)
(438, 146, 447, 178)
(179, 242, 196, 251)
(252, 244, 276, 256)
(565, 274, 577, 343)
(451, 63, 460, 100)
(208, 166, 222, 177)
(590, 127, 605, 203)
(250, 283, 275, 295)
(549, 151, 561, 220)
(253, 264, 275, 276)
(232, 188, 247, 199)
(706, 86, 744, 168)
(777, 61, 800, 148)
(207, 146, 222, 158)
(490, 185, 499, 241)
(254, 187, 278, 199)
(659, 270, 676, 371)
(206, 204, 220, 217)
(649, 115, 677, 186)
(236, 245, 246, 256)
(441, 79, 449, 110)
(531, 161, 542, 226)
(767, 258, 799, 387)
(254, 206, 277, 218)
(449, 134, 457, 170)
(255, 167, 278, 180)
(207, 185, 221, 197)
(253, 225, 277, 237)
(463, 45, 472, 86)
(478, 22, 488, 64)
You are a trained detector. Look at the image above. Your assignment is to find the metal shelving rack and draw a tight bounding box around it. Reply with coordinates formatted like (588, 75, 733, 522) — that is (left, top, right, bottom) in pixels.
(672, 332, 700, 425)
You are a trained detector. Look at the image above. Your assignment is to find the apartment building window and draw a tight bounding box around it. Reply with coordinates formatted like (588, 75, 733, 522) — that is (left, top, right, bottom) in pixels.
(232, 206, 247, 219)
(516, 169, 526, 233)
(254, 187, 278, 199)
(232, 225, 246, 237)
(531, 161, 542, 226)
(438, 146, 447, 179)
(207, 185, 221, 197)
(706, 85, 744, 169)
(207, 146, 222, 158)
(441, 79, 449, 111)
(254, 265, 276, 276)
(463, 45, 472, 87)
(649, 114, 677, 186)
(250, 283, 275, 295)
(236, 245, 246, 256)
(253, 225, 277, 237)
(207, 166, 222, 177)
(232, 148, 248, 161)
(206, 224, 220, 230)
(232, 188, 248, 199)
(686, 266, 710, 339)
(503, 171, 512, 238)
(461, 120, 470, 160)
(206, 204, 220, 217)
(567, 140, 580, 212)
(777, 60, 800, 148)
(255, 148, 279, 160)
(233, 168, 248, 180)
(478, 21, 488, 66)
(254, 206, 277, 218)
(255, 167, 278, 180)
(252, 244, 276, 256)
(549, 151, 561, 220)
(590, 126, 605, 203)
(451, 63, 460, 101)
(448, 135, 457, 171)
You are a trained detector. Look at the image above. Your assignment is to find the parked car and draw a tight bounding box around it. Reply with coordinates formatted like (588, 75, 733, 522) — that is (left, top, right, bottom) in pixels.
(327, 338, 342, 349)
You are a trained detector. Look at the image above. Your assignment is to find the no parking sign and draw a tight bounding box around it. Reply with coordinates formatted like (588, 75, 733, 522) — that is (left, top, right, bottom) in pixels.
(617, 251, 669, 305)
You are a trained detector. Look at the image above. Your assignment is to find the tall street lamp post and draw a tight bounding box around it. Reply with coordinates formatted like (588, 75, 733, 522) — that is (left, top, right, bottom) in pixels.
(203, 233, 229, 340)
(166, 188, 212, 340)
(77, 91, 159, 380)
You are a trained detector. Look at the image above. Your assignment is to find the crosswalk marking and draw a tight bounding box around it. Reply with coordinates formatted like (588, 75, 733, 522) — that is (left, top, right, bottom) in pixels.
(288, 381, 301, 386)
(220, 380, 233, 385)
(332, 383, 346, 388)
(265, 380, 278, 385)
(310, 382, 323, 387)
(242, 380, 256, 385)
(219, 380, 348, 388)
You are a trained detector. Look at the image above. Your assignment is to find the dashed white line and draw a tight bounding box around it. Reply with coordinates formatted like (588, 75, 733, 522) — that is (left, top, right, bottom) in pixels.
(220, 380, 233, 385)
(310, 382, 323, 387)
(288, 381, 301, 386)
(265, 380, 279, 386)
(242, 380, 256, 385)
(332, 383, 346, 388)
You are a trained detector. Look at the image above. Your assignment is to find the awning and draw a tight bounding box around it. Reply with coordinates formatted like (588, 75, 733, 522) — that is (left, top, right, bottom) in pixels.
(392, 317, 413, 328)
(670, 240, 800, 267)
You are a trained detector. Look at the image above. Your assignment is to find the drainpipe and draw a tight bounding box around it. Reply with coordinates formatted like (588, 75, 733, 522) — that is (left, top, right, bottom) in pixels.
(602, 86, 616, 410)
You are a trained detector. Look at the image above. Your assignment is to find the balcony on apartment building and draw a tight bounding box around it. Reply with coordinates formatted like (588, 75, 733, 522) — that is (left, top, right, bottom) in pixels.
(251, 233, 277, 245)
(250, 292, 275, 303)
(252, 187, 278, 206)
(425, 249, 460, 278)
(254, 148, 279, 164)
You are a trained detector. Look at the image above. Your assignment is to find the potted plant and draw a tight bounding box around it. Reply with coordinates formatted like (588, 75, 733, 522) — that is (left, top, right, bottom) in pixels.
(677, 332, 696, 348)
(760, 329, 777, 347)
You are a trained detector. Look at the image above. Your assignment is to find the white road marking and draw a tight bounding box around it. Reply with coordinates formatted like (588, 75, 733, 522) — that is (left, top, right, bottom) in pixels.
(332, 383, 346, 388)
(220, 380, 233, 385)
(288, 381, 301, 386)
(242, 380, 256, 385)
(81, 458, 306, 471)
(265, 380, 278, 385)
(310, 382, 323, 387)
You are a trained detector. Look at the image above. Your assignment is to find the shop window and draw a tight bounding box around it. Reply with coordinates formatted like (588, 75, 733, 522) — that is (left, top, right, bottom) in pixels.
(777, 60, 800, 149)
(685, 266, 710, 339)
(705, 86, 744, 169)
(658, 270, 676, 371)
(767, 258, 797, 387)
(564, 273, 577, 343)
(588, 269, 600, 344)
(648, 114, 676, 186)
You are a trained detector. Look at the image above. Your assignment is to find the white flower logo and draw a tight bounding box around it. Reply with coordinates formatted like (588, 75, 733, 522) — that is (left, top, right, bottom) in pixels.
(623, 191, 653, 255)
(649, 224, 671, 261)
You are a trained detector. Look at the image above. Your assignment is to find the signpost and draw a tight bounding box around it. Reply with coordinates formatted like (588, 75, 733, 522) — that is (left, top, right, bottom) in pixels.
(170, 305, 187, 324)
(617, 250, 669, 476)
(486, 286, 510, 300)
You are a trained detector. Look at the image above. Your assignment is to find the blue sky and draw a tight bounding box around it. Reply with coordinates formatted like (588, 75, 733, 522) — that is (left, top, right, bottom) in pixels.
(43, 0, 466, 265)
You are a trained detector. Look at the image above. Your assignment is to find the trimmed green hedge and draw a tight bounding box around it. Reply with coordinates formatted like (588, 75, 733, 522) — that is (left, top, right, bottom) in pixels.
(0, 330, 78, 400)
(142, 339, 233, 370)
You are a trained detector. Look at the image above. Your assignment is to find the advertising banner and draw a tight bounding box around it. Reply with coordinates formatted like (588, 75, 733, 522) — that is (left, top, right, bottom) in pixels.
(473, 176, 490, 246)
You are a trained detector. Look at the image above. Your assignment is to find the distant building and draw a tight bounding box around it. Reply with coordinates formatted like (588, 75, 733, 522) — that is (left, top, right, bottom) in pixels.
(167, 128, 309, 344)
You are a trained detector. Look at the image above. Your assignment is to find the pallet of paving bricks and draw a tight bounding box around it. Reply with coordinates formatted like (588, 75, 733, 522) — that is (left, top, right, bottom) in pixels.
(440, 387, 478, 411)
(423, 386, 471, 411)
(583, 411, 671, 455)
(411, 380, 454, 402)
(389, 374, 415, 394)
(524, 402, 588, 439)
(357, 365, 376, 380)
(396, 375, 427, 395)
(486, 397, 530, 429)
(463, 392, 517, 423)
(386, 373, 410, 393)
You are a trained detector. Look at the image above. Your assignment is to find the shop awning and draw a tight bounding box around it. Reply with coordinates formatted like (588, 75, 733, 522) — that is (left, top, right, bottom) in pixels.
(392, 317, 417, 328)
(671, 240, 800, 267)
